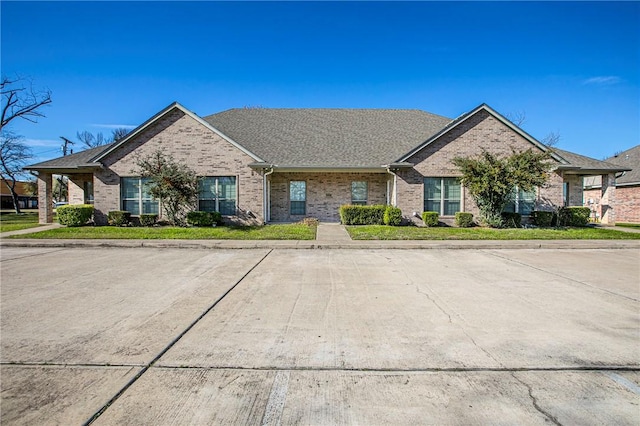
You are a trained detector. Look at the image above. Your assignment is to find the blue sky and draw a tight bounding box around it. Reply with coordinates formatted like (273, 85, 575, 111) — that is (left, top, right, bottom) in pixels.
(2, 1, 638, 164)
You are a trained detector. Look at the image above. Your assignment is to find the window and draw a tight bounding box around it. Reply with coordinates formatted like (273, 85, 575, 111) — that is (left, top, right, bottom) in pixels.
(351, 181, 368, 205)
(83, 181, 94, 204)
(424, 177, 461, 216)
(290, 181, 306, 215)
(198, 177, 237, 215)
(504, 187, 536, 215)
(121, 177, 159, 215)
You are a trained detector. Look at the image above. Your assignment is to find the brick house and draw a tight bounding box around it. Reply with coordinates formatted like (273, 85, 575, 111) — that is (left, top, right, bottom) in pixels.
(583, 145, 639, 224)
(25, 102, 627, 225)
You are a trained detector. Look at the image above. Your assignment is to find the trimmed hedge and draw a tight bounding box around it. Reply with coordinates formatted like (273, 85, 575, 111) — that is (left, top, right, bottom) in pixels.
(56, 204, 94, 227)
(531, 210, 555, 227)
(108, 210, 131, 226)
(139, 214, 158, 227)
(339, 205, 386, 225)
(455, 212, 474, 228)
(558, 206, 590, 227)
(383, 206, 403, 226)
(501, 212, 522, 228)
(422, 211, 439, 227)
(187, 211, 217, 227)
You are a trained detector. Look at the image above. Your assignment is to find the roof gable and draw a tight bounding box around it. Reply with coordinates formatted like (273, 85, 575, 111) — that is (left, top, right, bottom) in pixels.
(607, 145, 640, 185)
(92, 102, 263, 163)
(397, 103, 566, 164)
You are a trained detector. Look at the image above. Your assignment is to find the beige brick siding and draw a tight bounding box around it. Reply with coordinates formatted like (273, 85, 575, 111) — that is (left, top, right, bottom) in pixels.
(396, 109, 564, 223)
(585, 184, 639, 224)
(269, 172, 390, 222)
(93, 109, 264, 225)
(67, 174, 92, 205)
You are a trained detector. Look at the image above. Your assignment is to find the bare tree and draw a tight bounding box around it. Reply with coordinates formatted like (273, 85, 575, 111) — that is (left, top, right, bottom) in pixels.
(541, 131, 560, 147)
(0, 131, 33, 213)
(75, 127, 129, 149)
(505, 110, 526, 127)
(111, 127, 129, 142)
(1, 75, 52, 131)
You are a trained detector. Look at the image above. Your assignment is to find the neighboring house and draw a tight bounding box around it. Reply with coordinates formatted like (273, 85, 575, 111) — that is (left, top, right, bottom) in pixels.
(584, 145, 640, 224)
(25, 102, 627, 225)
(0, 181, 38, 210)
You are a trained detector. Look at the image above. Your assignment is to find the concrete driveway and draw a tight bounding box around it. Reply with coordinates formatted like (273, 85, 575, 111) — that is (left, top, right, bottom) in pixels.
(1, 247, 638, 425)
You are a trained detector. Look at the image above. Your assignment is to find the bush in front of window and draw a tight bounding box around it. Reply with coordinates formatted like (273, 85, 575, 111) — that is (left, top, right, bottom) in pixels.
(139, 214, 158, 227)
(455, 212, 474, 228)
(501, 212, 522, 228)
(186, 211, 222, 227)
(530, 210, 556, 227)
(108, 211, 131, 226)
(383, 206, 403, 226)
(57, 204, 94, 227)
(339, 205, 386, 225)
(422, 211, 439, 227)
(557, 207, 590, 227)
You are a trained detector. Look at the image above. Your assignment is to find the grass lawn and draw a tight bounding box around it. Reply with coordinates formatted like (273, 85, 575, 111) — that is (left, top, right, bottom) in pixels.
(347, 225, 640, 240)
(9, 223, 317, 240)
(0, 212, 42, 233)
(616, 223, 640, 230)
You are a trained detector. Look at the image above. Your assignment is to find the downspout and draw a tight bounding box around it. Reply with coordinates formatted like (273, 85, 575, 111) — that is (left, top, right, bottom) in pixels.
(262, 166, 274, 224)
(385, 167, 397, 206)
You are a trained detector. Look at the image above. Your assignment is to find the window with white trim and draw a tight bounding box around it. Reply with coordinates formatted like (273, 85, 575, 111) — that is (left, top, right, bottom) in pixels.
(424, 177, 461, 216)
(290, 181, 306, 215)
(198, 176, 237, 215)
(504, 187, 536, 215)
(351, 181, 368, 205)
(121, 177, 159, 215)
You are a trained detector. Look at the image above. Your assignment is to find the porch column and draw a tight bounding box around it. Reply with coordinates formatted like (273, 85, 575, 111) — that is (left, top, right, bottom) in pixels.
(600, 173, 616, 225)
(37, 172, 53, 224)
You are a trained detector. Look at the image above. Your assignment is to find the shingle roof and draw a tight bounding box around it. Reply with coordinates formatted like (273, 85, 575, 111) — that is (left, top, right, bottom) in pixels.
(607, 144, 640, 185)
(554, 148, 628, 173)
(25, 143, 115, 170)
(204, 108, 452, 168)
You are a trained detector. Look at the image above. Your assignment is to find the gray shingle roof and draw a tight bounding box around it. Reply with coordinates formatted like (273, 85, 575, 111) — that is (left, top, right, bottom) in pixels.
(25, 143, 115, 170)
(607, 145, 640, 185)
(204, 108, 452, 168)
(554, 148, 628, 173)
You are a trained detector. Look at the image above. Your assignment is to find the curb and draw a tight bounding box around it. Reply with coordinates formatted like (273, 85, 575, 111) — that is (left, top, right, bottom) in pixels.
(1, 239, 639, 250)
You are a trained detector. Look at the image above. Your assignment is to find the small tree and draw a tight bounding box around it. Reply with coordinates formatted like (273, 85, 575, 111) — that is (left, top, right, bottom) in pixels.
(0, 131, 33, 213)
(453, 149, 551, 227)
(135, 151, 198, 226)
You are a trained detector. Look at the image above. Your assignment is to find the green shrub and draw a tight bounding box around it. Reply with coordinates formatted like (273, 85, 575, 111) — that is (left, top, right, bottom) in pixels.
(422, 211, 439, 227)
(108, 210, 131, 226)
(501, 212, 522, 228)
(139, 214, 158, 227)
(383, 206, 403, 226)
(186, 211, 216, 227)
(339, 205, 386, 225)
(531, 210, 555, 227)
(455, 212, 474, 228)
(56, 204, 94, 227)
(558, 206, 590, 227)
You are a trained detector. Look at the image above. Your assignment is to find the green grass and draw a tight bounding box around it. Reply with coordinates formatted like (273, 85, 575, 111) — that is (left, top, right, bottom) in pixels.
(0, 212, 42, 232)
(616, 223, 640, 230)
(9, 223, 317, 240)
(347, 225, 640, 240)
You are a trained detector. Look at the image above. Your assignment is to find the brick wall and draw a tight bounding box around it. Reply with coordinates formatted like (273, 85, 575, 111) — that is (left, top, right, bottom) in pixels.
(93, 108, 264, 225)
(585, 184, 639, 224)
(269, 172, 389, 222)
(67, 174, 92, 205)
(396, 109, 564, 223)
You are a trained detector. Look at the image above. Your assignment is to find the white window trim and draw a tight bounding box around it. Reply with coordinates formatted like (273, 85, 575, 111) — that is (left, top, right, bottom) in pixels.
(198, 176, 238, 215)
(424, 177, 462, 216)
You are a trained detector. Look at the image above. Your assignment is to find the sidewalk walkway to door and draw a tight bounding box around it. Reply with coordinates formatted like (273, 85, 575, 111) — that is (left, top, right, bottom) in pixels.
(316, 222, 352, 242)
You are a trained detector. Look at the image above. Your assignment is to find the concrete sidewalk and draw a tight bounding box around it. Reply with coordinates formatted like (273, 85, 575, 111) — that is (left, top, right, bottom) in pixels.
(1, 222, 639, 250)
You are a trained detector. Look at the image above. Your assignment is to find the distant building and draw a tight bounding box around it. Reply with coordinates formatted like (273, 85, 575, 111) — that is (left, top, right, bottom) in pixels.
(0, 181, 39, 210)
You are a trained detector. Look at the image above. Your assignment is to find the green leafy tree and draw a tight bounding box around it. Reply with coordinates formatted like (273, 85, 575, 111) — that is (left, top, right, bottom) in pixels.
(453, 149, 552, 227)
(135, 150, 198, 226)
